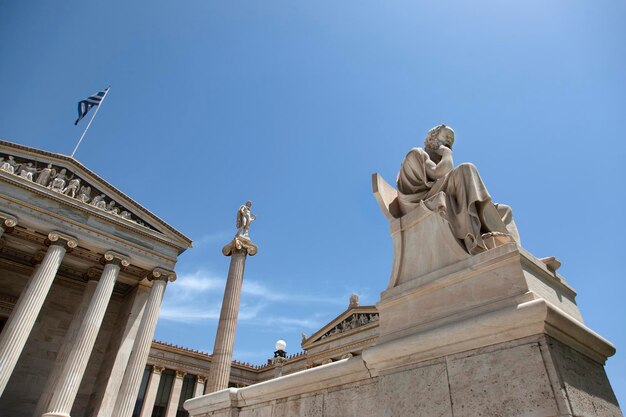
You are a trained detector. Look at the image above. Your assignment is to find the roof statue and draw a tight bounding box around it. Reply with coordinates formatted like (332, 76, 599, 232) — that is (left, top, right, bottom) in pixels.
(235, 201, 256, 238)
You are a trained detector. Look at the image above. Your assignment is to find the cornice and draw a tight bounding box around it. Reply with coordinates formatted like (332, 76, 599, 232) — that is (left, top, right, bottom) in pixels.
(0, 191, 178, 264)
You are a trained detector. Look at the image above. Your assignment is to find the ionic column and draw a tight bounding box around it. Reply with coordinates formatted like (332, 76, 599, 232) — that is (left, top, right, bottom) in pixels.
(33, 268, 101, 417)
(193, 376, 206, 398)
(164, 371, 186, 417)
(205, 237, 257, 393)
(112, 268, 176, 417)
(138, 366, 164, 417)
(42, 251, 130, 417)
(0, 232, 77, 397)
(0, 212, 17, 239)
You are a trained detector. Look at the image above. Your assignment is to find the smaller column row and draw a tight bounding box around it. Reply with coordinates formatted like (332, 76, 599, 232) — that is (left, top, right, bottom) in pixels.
(139, 366, 208, 417)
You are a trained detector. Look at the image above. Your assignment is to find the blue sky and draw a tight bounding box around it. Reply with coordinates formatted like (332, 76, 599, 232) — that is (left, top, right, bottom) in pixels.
(1, 0, 625, 405)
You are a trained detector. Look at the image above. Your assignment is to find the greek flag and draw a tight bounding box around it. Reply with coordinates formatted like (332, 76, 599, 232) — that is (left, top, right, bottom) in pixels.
(74, 87, 109, 125)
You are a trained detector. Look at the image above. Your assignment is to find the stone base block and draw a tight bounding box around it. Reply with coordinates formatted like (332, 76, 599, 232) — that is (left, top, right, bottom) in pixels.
(185, 336, 622, 417)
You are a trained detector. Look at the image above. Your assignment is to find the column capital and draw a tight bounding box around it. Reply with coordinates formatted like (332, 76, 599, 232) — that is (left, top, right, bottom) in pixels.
(0, 212, 17, 231)
(196, 375, 207, 384)
(31, 250, 47, 265)
(100, 250, 130, 268)
(148, 267, 176, 282)
(175, 370, 187, 379)
(46, 231, 78, 249)
(222, 236, 258, 257)
(152, 365, 165, 374)
(83, 266, 103, 282)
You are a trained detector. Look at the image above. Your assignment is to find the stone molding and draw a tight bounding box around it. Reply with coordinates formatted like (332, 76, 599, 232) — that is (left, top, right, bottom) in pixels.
(305, 336, 378, 365)
(222, 237, 258, 257)
(185, 357, 371, 415)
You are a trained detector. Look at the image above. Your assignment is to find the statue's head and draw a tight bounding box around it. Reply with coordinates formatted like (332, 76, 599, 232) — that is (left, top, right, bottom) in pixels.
(245, 201, 252, 208)
(424, 125, 455, 151)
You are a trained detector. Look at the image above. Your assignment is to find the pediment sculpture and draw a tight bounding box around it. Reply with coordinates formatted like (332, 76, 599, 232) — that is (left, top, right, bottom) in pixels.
(316, 313, 379, 342)
(0, 152, 155, 230)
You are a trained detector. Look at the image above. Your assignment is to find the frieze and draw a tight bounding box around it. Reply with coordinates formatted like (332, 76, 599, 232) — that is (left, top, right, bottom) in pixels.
(316, 313, 379, 342)
(0, 152, 157, 231)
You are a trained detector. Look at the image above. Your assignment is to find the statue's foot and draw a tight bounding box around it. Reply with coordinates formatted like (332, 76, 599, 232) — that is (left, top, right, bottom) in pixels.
(539, 256, 561, 273)
(481, 232, 513, 251)
(465, 235, 487, 255)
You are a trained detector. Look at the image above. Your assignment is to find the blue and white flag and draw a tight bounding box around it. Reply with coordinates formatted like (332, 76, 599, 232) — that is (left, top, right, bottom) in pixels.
(74, 87, 109, 125)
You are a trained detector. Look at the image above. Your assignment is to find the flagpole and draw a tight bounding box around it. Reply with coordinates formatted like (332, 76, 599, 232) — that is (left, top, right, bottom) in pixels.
(70, 86, 110, 158)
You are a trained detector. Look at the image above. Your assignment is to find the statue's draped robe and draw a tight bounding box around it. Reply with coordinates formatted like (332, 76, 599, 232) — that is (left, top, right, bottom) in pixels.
(397, 147, 520, 253)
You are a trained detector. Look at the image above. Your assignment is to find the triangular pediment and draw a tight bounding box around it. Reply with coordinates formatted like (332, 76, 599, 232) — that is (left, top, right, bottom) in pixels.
(301, 305, 378, 349)
(0, 140, 191, 251)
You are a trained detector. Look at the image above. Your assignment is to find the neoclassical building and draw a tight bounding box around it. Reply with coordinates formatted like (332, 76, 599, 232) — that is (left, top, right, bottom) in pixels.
(0, 140, 192, 417)
(0, 139, 380, 417)
(135, 297, 379, 417)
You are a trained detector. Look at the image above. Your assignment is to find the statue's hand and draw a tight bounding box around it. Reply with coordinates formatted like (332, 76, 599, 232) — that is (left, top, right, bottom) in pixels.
(435, 144, 452, 156)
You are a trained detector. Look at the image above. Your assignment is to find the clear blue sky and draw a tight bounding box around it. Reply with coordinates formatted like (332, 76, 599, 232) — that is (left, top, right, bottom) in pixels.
(1, 0, 625, 405)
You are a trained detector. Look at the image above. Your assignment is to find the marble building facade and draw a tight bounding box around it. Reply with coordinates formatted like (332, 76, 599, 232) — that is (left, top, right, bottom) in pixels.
(0, 140, 191, 417)
(0, 139, 377, 417)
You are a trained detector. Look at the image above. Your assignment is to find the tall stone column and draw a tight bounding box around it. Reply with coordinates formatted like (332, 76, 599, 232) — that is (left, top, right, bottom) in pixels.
(111, 268, 176, 417)
(205, 237, 257, 393)
(89, 283, 150, 417)
(193, 376, 206, 398)
(42, 251, 130, 417)
(0, 212, 17, 239)
(0, 231, 77, 397)
(33, 269, 100, 417)
(164, 370, 186, 417)
(139, 366, 164, 417)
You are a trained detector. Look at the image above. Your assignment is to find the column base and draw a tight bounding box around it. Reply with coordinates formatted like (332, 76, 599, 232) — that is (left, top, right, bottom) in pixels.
(42, 413, 71, 417)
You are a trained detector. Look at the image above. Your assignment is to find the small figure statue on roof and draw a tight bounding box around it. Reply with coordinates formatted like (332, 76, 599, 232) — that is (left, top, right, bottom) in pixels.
(36, 163, 55, 186)
(349, 293, 359, 308)
(18, 163, 38, 181)
(63, 178, 81, 198)
(76, 185, 92, 203)
(0, 156, 18, 174)
(90, 194, 107, 209)
(48, 169, 69, 193)
(235, 201, 256, 238)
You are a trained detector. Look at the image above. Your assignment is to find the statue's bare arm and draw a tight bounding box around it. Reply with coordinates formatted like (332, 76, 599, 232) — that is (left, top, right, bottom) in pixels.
(424, 145, 454, 180)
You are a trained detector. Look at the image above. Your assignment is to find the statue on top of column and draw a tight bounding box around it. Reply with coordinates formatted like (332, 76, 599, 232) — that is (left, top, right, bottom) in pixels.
(396, 124, 520, 254)
(235, 201, 256, 238)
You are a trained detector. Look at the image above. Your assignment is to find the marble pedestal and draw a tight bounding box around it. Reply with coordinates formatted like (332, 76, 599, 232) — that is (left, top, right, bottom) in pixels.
(183, 177, 622, 417)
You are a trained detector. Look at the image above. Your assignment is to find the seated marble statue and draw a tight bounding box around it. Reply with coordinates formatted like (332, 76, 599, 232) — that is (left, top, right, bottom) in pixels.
(396, 125, 520, 254)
